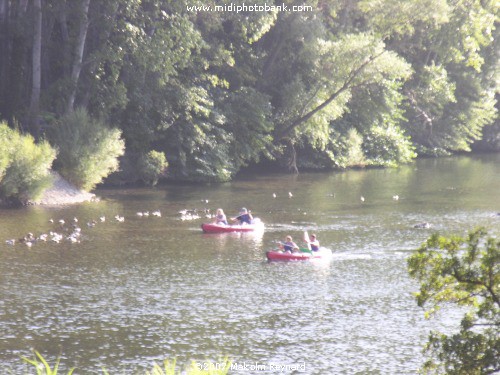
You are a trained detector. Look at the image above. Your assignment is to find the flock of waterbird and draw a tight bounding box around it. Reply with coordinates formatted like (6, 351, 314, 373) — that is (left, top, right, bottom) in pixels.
(4, 210, 162, 248)
(3, 190, 450, 248)
(3, 204, 215, 248)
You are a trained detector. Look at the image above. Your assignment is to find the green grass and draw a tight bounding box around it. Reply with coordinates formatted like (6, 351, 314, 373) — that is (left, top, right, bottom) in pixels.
(21, 351, 74, 375)
(20, 351, 230, 375)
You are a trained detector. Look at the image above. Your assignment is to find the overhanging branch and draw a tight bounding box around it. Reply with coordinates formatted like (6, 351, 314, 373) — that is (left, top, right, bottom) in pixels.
(275, 50, 386, 140)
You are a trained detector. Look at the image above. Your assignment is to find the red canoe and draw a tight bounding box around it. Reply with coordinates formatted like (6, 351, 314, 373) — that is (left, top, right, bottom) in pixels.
(266, 248, 332, 261)
(201, 219, 264, 233)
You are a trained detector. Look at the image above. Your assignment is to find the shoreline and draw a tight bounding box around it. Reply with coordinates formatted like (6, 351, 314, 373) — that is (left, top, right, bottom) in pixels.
(31, 172, 98, 206)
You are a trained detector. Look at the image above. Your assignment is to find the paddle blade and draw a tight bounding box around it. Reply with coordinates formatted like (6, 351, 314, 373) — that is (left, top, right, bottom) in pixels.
(304, 231, 311, 250)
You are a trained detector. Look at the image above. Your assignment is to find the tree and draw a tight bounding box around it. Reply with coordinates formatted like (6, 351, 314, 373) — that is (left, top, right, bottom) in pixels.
(253, 8, 413, 172)
(27, 0, 42, 138)
(408, 228, 500, 374)
(66, 0, 91, 114)
(0, 0, 497, 182)
(392, 0, 498, 154)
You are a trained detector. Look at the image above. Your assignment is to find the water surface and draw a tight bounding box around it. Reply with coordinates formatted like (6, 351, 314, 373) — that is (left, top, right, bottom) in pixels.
(1, 154, 499, 374)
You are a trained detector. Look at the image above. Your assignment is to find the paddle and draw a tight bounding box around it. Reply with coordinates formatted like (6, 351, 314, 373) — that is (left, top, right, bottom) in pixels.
(303, 231, 312, 251)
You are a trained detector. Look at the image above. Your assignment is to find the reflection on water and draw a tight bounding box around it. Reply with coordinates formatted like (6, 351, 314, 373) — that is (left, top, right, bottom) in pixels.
(0, 154, 499, 374)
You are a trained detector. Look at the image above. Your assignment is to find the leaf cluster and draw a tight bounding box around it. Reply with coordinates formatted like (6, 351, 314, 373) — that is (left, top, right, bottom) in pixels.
(0, 122, 56, 205)
(137, 150, 169, 187)
(408, 228, 500, 374)
(47, 108, 125, 191)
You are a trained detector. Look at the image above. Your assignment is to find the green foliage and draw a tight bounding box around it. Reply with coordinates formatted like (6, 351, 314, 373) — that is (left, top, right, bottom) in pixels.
(0, 125, 11, 176)
(161, 82, 235, 182)
(362, 125, 416, 167)
(259, 15, 412, 170)
(298, 127, 366, 170)
(138, 150, 168, 186)
(408, 228, 500, 374)
(1, 0, 498, 180)
(144, 359, 178, 375)
(359, 0, 450, 37)
(395, 0, 498, 155)
(48, 108, 124, 191)
(21, 350, 74, 375)
(21, 352, 229, 375)
(0, 122, 56, 204)
(221, 87, 274, 167)
(327, 128, 366, 169)
(336, 128, 366, 168)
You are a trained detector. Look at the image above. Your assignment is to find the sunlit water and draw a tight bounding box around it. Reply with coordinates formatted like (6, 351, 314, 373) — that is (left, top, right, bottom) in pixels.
(1, 155, 499, 374)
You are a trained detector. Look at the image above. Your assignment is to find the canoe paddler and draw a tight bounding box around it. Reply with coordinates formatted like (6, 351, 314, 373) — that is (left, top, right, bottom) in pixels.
(305, 233, 320, 251)
(213, 208, 228, 225)
(280, 235, 299, 253)
(232, 207, 253, 225)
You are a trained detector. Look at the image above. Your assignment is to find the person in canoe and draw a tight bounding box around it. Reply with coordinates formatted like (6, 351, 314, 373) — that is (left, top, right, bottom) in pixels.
(232, 207, 253, 225)
(213, 208, 228, 225)
(305, 233, 320, 251)
(280, 235, 299, 253)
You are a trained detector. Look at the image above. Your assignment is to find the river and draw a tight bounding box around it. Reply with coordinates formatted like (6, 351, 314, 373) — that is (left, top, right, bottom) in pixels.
(1, 154, 499, 374)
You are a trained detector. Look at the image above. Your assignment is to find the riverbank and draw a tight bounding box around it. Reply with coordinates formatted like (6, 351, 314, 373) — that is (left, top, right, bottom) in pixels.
(31, 172, 97, 205)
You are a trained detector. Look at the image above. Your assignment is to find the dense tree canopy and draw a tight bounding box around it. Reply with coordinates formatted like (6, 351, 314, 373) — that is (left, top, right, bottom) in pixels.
(0, 0, 498, 183)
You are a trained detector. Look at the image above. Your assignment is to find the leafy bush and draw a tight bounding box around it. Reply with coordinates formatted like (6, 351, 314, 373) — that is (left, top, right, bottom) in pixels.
(138, 150, 168, 186)
(362, 125, 416, 167)
(297, 128, 366, 170)
(328, 128, 366, 169)
(0, 122, 56, 205)
(48, 108, 125, 191)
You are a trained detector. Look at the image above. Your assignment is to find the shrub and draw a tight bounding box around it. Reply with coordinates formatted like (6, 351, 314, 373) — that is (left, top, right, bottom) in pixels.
(138, 150, 168, 186)
(0, 122, 56, 205)
(298, 128, 366, 170)
(48, 108, 125, 191)
(362, 125, 416, 167)
(332, 128, 366, 168)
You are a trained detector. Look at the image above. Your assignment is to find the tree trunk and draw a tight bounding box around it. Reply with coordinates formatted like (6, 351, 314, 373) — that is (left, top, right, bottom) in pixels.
(0, 0, 7, 21)
(284, 138, 299, 174)
(66, 0, 91, 114)
(20, 0, 28, 13)
(27, 0, 42, 138)
(0, 0, 8, 116)
(41, 7, 56, 90)
(59, 4, 71, 77)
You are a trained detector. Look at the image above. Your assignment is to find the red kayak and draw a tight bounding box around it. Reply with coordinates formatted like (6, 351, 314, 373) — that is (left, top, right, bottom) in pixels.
(201, 219, 264, 233)
(266, 248, 332, 261)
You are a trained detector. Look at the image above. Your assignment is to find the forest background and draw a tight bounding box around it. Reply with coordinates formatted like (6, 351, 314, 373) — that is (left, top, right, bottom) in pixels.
(0, 0, 498, 202)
